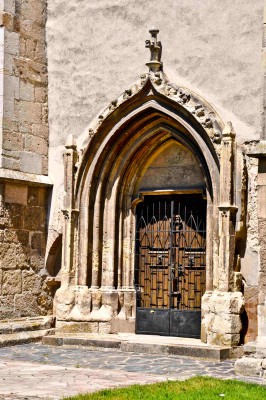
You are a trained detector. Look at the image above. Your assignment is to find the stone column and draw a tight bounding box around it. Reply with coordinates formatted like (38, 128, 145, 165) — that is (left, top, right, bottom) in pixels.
(218, 122, 237, 292)
(110, 198, 136, 334)
(61, 134, 79, 288)
(91, 192, 101, 289)
(101, 192, 116, 290)
(55, 135, 91, 326)
(202, 122, 245, 346)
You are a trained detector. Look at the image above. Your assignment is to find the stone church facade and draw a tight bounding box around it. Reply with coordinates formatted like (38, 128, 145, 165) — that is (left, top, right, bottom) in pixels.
(0, 0, 266, 372)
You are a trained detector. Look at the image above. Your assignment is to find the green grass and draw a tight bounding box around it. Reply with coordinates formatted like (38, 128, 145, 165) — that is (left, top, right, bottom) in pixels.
(63, 376, 266, 400)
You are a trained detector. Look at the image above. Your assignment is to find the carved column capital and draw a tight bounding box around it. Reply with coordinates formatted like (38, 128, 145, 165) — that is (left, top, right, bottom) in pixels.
(220, 121, 236, 206)
(65, 133, 77, 150)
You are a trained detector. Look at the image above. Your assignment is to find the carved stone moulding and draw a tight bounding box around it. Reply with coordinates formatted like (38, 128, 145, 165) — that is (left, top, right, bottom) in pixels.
(56, 30, 246, 346)
(78, 73, 223, 168)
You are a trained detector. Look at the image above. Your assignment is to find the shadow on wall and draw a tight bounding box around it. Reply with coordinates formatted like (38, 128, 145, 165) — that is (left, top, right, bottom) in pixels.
(45, 234, 62, 301)
(0, 182, 55, 319)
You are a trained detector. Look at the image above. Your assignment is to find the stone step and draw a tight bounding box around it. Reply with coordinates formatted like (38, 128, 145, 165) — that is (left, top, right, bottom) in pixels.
(0, 316, 55, 334)
(0, 329, 55, 348)
(42, 334, 241, 361)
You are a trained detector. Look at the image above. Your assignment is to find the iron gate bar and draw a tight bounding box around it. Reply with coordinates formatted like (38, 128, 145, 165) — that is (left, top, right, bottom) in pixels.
(135, 194, 206, 337)
(169, 199, 174, 313)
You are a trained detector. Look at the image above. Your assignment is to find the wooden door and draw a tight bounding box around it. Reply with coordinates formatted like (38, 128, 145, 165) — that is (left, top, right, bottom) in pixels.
(135, 194, 206, 337)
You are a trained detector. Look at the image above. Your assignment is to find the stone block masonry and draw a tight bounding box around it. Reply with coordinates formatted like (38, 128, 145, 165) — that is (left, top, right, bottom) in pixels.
(0, 181, 54, 319)
(0, 0, 48, 175)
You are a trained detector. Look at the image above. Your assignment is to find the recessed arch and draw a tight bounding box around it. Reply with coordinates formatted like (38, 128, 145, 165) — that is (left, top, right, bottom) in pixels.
(75, 77, 222, 202)
(58, 74, 229, 339)
(135, 139, 205, 193)
(73, 80, 222, 297)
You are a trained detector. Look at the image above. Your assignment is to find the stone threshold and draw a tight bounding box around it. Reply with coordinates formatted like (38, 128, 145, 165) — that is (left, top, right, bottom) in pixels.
(42, 333, 243, 361)
(0, 317, 55, 347)
(0, 316, 55, 334)
(0, 329, 55, 348)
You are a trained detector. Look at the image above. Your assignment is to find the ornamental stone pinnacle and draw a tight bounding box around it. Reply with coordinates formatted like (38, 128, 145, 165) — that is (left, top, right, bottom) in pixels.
(145, 27, 163, 73)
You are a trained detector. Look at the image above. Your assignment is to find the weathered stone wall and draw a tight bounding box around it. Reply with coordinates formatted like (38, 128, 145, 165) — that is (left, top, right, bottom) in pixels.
(46, 1, 264, 280)
(0, 182, 53, 319)
(242, 155, 259, 341)
(257, 158, 266, 342)
(0, 0, 48, 174)
(244, 286, 258, 342)
(0, 1, 51, 319)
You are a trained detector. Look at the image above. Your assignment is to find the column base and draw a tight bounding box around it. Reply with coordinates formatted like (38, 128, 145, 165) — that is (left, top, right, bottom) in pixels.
(55, 285, 91, 322)
(55, 286, 136, 333)
(201, 291, 245, 346)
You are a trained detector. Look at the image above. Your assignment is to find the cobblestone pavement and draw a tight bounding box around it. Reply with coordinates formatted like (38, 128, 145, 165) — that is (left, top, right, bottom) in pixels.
(0, 343, 265, 399)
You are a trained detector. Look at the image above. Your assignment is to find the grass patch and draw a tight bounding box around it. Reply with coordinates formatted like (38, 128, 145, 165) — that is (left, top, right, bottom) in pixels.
(63, 376, 266, 400)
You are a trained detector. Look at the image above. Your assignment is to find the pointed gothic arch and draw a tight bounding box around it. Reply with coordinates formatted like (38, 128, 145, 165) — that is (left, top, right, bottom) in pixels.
(56, 31, 244, 345)
(72, 78, 222, 295)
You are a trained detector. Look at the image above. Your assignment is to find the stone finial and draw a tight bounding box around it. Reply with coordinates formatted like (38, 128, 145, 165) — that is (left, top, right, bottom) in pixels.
(65, 134, 77, 149)
(145, 27, 163, 73)
(222, 121, 235, 140)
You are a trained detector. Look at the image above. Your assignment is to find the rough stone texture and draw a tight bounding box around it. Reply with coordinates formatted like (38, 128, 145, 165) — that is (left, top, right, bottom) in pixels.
(55, 285, 137, 336)
(138, 142, 205, 190)
(235, 357, 263, 377)
(0, 181, 53, 319)
(4, 182, 27, 205)
(244, 286, 258, 342)
(0, 0, 48, 175)
(2, 270, 22, 295)
(241, 155, 259, 286)
(234, 146, 266, 377)
(0, 316, 54, 334)
(56, 286, 120, 327)
(201, 291, 245, 346)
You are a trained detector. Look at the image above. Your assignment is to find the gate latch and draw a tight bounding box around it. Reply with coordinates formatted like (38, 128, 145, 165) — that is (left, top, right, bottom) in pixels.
(135, 285, 141, 298)
(178, 264, 184, 276)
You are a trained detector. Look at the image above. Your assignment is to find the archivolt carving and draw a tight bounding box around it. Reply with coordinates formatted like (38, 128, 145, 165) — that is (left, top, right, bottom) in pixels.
(78, 72, 223, 168)
(59, 28, 226, 296)
(57, 29, 246, 346)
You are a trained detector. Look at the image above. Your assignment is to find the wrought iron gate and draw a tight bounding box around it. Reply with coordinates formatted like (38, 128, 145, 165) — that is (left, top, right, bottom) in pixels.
(135, 195, 206, 338)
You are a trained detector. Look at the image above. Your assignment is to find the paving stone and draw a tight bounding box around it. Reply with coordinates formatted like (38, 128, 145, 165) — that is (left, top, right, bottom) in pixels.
(0, 343, 264, 399)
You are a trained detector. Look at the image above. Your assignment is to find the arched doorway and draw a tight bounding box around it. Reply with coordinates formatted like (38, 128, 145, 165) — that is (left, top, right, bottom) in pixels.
(133, 141, 207, 337)
(55, 68, 244, 346)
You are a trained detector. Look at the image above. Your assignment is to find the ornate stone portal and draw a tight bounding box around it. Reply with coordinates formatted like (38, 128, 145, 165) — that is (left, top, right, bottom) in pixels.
(55, 29, 245, 346)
